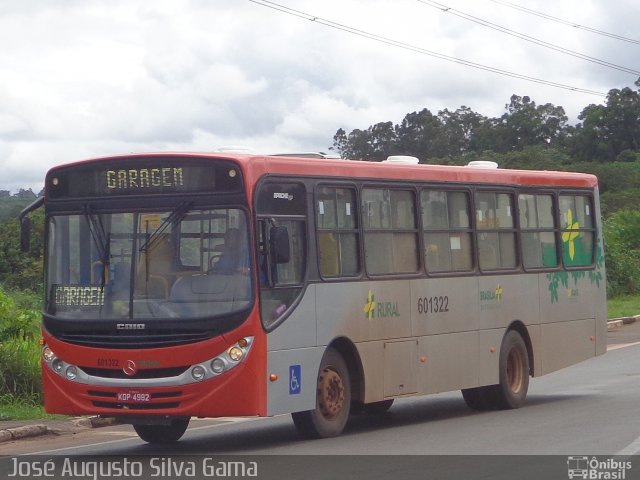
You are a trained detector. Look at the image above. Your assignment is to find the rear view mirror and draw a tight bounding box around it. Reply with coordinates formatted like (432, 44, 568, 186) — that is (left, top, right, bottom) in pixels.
(20, 217, 31, 253)
(18, 196, 44, 253)
(270, 226, 290, 264)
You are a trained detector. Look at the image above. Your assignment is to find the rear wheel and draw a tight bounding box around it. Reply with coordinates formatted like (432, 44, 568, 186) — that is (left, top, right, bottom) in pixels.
(133, 418, 190, 444)
(292, 348, 351, 438)
(462, 330, 530, 411)
(487, 330, 530, 409)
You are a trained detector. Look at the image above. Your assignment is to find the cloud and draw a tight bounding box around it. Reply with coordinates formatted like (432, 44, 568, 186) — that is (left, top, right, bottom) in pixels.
(0, 0, 639, 192)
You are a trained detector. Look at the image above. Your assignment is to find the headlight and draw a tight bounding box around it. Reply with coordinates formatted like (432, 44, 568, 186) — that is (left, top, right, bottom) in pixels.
(228, 347, 243, 362)
(52, 358, 64, 373)
(211, 358, 226, 374)
(65, 366, 78, 380)
(191, 365, 206, 381)
(42, 347, 55, 363)
(195, 337, 254, 380)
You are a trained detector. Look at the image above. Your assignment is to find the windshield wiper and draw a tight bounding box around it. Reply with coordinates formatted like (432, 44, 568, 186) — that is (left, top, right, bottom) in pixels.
(139, 201, 193, 253)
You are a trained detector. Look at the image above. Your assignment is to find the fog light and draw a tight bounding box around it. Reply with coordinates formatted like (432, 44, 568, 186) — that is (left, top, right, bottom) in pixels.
(65, 366, 78, 380)
(211, 358, 225, 374)
(229, 347, 243, 362)
(43, 347, 55, 363)
(192, 365, 206, 381)
(52, 358, 64, 373)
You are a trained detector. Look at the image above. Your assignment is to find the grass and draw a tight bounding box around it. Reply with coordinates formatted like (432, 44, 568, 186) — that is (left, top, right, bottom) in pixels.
(0, 394, 67, 421)
(608, 295, 640, 320)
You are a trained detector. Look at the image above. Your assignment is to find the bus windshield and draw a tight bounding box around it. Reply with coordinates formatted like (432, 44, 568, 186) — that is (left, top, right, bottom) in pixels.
(46, 207, 253, 320)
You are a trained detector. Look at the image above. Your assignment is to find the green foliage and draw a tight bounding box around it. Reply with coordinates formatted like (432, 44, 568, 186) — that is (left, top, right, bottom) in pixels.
(607, 295, 640, 319)
(0, 287, 40, 341)
(0, 287, 42, 401)
(0, 189, 37, 222)
(0, 337, 42, 399)
(0, 394, 46, 420)
(0, 207, 44, 292)
(603, 209, 640, 297)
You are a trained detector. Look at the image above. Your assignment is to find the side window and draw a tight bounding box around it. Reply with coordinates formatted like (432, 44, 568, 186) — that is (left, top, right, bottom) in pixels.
(257, 218, 306, 328)
(362, 188, 419, 275)
(475, 191, 517, 270)
(518, 194, 558, 269)
(559, 194, 595, 267)
(421, 190, 473, 273)
(255, 180, 308, 329)
(316, 186, 360, 277)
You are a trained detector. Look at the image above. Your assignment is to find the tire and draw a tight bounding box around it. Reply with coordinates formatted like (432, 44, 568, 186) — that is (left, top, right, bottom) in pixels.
(362, 399, 394, 414)
(133, 418, 190, 444)
(486, 330, 530, 410)
(292, 348, 351, 439)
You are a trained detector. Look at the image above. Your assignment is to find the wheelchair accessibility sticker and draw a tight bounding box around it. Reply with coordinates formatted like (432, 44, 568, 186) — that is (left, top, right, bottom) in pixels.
(289, 365, 301, 395)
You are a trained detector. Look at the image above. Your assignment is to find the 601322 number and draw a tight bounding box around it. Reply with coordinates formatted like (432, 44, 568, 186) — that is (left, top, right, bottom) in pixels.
(417, 296, 449, 314)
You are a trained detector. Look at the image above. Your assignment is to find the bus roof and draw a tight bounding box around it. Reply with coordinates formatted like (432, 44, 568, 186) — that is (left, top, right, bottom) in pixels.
(49, 152, 599, 189)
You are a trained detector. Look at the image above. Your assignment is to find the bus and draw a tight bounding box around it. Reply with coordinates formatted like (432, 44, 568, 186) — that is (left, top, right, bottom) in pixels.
(19, 152, 606, 443)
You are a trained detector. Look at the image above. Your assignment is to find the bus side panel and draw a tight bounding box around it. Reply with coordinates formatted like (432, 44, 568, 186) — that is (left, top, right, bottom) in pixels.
(266, 286, 321, 416)
(538, 256, 605, 372)
(527, 322, 543, 378)
(595, 300, 607, 356)
(594, 188, 608, 357)
(418, 331, 479, 394)
(477, 328, 507, 387)
(411, 277, 479, 336)
(315, 282, 412, 344)
(266, 286, 317, 351)
(354, 341, 384, 403)
(540, 318, 596, 375)
(539, 279, 597, 326)
(477, 274, 540, 331)
(266, 346, 324, 416)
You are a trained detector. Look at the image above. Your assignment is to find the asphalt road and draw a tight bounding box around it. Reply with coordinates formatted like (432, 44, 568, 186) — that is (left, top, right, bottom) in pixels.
(1, 324, 639, 479)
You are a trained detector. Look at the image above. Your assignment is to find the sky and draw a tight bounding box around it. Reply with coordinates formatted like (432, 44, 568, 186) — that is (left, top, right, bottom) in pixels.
(1, 0, 638, 193)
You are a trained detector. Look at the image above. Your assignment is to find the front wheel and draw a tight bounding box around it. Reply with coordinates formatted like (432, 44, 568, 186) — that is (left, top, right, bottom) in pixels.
(292, 348, 351, 439)
(133, 418, 190, 444)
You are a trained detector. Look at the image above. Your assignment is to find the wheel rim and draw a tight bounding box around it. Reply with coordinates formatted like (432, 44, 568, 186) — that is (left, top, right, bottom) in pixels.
(506, 347, 525, 394)
(317, 367, 345, 420)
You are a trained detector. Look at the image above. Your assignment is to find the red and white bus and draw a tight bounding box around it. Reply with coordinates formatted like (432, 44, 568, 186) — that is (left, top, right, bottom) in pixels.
(20, 152, 606, 443)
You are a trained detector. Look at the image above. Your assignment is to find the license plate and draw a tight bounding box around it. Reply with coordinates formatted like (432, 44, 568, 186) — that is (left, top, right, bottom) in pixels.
(117, 390, 151, 403)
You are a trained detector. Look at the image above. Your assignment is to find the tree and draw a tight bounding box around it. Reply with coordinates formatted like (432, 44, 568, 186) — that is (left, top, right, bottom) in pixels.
(395, 108, 441, 159)
(331, 128, 349, 158)
(604, 209, 640, 296)
(0, 209, 44, 292)
(493, 95, 568, 152)
(571, 81, 640, 162)
(603, 86, 640, 155)
(436, 106, 486, 156)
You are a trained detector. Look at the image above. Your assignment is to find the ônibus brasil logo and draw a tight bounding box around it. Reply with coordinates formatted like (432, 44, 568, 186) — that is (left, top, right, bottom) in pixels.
(567, 456, 632, 479)
(363, 290, 400, 320)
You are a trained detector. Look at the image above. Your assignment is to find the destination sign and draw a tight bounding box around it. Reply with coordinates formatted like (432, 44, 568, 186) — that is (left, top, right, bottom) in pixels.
(54, 285, 105, 307)
(46, 157, 243, 199)
(106, 167, 184, 190)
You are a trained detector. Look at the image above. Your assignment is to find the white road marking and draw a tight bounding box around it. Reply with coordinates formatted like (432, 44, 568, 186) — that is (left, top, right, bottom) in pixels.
(608, 341, 640, 351)
(616, 433, 640, 457)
